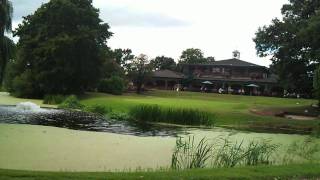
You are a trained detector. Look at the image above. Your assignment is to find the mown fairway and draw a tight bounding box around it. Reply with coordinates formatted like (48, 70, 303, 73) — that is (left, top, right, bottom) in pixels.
(81, 90, 319, 133)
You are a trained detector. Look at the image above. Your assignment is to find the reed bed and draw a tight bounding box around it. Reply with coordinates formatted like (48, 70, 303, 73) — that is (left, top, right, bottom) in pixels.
(171, 136, 279, 170)
(129, 105, 215, 126)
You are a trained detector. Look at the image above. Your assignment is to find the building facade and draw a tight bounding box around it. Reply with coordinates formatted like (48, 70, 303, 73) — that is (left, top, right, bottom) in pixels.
(149, 54, 280, 96)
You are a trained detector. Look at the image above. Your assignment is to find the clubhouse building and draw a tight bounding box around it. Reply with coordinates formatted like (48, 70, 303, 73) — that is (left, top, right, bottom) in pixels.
(149, 51, 279, 96)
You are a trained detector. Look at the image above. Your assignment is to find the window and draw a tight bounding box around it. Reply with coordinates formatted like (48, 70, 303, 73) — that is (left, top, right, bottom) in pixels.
(212, 67, 220, 73)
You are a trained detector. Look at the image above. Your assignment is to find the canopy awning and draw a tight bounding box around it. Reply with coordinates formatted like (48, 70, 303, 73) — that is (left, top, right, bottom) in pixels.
(246, 84, 259, 88)
(202, 81, 213, 85)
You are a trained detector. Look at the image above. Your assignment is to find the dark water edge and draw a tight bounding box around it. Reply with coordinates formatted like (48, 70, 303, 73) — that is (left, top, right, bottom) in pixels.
(0, 105, 187, 137)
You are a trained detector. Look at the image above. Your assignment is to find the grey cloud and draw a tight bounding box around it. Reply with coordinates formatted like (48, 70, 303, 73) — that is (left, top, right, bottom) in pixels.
(101, 7, 190, 27)
(12, 0, 49, 21)
(11, 0, 189, 28)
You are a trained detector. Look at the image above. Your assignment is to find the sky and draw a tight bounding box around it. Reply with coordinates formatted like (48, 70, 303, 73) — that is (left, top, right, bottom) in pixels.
(11, 0, 288, 67)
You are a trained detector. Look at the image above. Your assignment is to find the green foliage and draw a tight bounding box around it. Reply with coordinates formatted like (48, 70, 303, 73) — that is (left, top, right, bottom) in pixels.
(0, 36, 15, 86)
(11, 70, 35, 98)
(10, 0, 112, 98)
(129, 105, 214, 126)
(314, 66, 320, 105)
(83, 104, 111, 115)
(108, 111, 132, 121)
(179, 48, 206, 64)
(253, 0, 320, 94)
(127, 54, 152, 94)
(172, 136, 279, 170)
(283, 137, 320, 164)
(150, 56, 176, 71)
(58, 95, 84, 110)
(98, 76, 126, 95)
(171, 137, 213, 170)
(43, 94, 66, 105)
(214, 139, 278, 167)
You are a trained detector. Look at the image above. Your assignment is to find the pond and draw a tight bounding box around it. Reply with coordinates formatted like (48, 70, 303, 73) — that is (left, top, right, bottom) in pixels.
(0, 103, 186, 137)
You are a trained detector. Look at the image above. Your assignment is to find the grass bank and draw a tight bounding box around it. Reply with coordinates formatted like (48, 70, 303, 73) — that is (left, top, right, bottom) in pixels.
(1, 164, 320, 180)
(81, 90, 319, 134)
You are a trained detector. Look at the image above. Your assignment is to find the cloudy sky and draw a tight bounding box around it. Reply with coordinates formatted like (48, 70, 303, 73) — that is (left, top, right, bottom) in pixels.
(11, 0, 288, 67)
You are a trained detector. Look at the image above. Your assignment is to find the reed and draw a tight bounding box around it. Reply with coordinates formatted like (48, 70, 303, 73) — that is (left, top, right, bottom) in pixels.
(172, 136, 279, 170)
(171, 137, 213, 170)
(129, 105, 215, 126)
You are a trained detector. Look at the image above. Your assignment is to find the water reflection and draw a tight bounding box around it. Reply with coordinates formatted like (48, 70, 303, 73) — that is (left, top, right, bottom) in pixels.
(0, 106, 187, 137)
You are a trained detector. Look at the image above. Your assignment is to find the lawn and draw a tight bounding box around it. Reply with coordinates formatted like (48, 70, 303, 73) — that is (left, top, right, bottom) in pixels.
(0, 91, 320, 178)
(81, 90, 319, 134)
(1, 164, 320, 180)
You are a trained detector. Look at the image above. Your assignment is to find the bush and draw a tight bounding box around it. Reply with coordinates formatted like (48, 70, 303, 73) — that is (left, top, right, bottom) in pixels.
(11, 70, 35, 98)
(98, 76, 126, 95)
(84, 104, 111, 115)
(108, 111, 132, 121)
(58, 95, 84, 109)
(43, 94, 66, 105)
(129, 105, 215, 126)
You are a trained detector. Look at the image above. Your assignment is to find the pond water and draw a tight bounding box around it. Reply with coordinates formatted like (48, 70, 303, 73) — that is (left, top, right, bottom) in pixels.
(0, 104, 186, 137)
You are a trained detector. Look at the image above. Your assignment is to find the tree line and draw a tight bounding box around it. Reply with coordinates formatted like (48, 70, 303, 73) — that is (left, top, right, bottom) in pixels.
(1, 0, 320, 101)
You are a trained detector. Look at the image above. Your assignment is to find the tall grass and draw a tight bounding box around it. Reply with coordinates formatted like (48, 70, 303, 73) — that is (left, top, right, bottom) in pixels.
(43, 94, 66, 105)
(171, 137, 213, 170)
(171, 136, 279, 170)
(129, 105, 215, 126)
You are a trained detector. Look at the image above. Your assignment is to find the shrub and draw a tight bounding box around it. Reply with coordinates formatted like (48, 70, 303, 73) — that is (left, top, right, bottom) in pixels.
(58, 95, 84, 109)
(11, 70, 35, 98)
(108, 111, 132, 121)
(98, 76, 126, 95)
(84, 104, 111, 115)
(129, 105, 214, 126)
(43, 94, 66, 105)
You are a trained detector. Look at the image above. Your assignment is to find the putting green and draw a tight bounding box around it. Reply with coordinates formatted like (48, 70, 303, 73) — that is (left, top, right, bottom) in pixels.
(1, 124, 318, 172)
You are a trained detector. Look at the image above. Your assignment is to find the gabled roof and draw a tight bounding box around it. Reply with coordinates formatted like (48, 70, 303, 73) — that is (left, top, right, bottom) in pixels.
(182, 58, 264, 67)
(213, 58, 262, 67)
(152, 69, 184, 79)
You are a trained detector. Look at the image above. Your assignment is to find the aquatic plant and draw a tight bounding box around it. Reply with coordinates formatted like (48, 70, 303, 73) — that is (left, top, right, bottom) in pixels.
(172, 136, 279, 170)
(283, 137, 320, 164)
(43, 94, 66, 105)
(58, 95, 84, 109)
(84, 104, 112, 115)
(129, 105, 215, 126)
(171, 137, 213, 170)
(108, 111, 132, 121)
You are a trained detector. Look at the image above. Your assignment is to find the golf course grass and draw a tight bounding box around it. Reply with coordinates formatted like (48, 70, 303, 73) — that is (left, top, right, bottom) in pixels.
(81, 90, 319, 134)
(1, 90, 320, 179)
(1, 164, 320, 180)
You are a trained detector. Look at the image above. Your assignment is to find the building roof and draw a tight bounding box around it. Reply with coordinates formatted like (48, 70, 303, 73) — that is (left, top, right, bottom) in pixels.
(213, 58, 263, 67)
(182, 58, 264, 68)
(152, 69, 184, 79)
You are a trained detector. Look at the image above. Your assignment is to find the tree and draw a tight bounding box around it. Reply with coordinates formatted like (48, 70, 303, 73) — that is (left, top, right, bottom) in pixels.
(11, 0, 112, 98)
(112, 48, 134, 73)
(150, 56, 176, 71)
(128, 54, 152, 94)
(179, 48, 206, 64)
(314, 66, 320, 105)
(0, 0, 13, 85)
(254, 0, 320, 95)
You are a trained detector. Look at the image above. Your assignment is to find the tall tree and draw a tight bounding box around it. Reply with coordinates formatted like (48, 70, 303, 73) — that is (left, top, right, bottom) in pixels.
(113, 48, 134, 72)
(314, 66, 320, 105)
(179, 48, 206, 64)
(150, 56, 176, 71)
(12, 0, 112, 98)
(0, 0, 13, 85)
(254, 0, 320, 94)
(128, 54, 152, 94)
